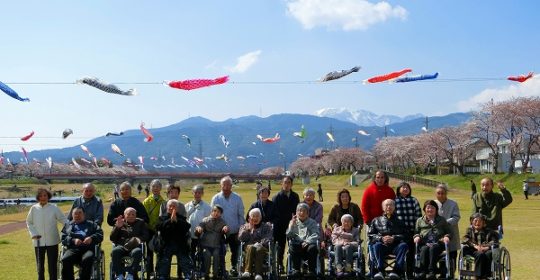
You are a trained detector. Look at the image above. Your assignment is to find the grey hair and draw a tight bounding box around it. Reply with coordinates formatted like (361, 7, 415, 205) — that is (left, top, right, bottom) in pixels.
(296, 202, 309, 212)
(166, 199, 179, 208)
(436, 183, 449, 193)
(303, 187, 316, 196)
(249, 208, 262, 218)
(341, 214, 354, 224)
(382, 199, 395, 208)
(150, 179, 162, 189)
(192, 184, 204, 192)
(220, 176, 233, 185)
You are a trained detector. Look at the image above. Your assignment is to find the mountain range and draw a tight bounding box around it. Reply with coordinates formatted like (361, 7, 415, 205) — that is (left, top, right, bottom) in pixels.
(4, 111, 472, 173)
(315, 108, 424, 127)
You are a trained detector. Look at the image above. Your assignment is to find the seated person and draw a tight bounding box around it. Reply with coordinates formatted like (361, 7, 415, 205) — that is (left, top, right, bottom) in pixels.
(331, 214, 360, 276)
(238, 208, 273, 278)
(413, 200, 451, 280)
(156, 199, 193, 280)
(368, 199, 408, 280)
(286, 203, 320, 276)
(110, 207, 149, 280)
(195, 205, 228, 279)
(461, 213, 499, 280)
(61, 207, 104, 280)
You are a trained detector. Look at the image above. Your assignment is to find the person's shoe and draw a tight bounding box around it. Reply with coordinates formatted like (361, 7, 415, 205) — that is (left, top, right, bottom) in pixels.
(291, 269, 301, 276)
(241, 271, 251, 278)
(388, 272, 400, 280)
(116, 275, 125, 280)
(345, 263, 352, 273)
(426, 272, 436, 279)
(336, 263, 344, 276)
(230, 268, 239, 277)
(126, 274, 134, 280)
(373, 272, 385, 280)
(415, 272, 425, 279)
(254, 274, 263, 280)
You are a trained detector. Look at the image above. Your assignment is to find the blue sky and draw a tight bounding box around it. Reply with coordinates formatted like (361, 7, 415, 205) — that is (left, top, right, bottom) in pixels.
(1, 0, 539, 152)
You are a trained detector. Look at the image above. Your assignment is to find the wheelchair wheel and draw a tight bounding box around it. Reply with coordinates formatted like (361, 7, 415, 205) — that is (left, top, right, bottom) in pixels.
(494, 247, 511, 280)
(91, 249, 105, 280)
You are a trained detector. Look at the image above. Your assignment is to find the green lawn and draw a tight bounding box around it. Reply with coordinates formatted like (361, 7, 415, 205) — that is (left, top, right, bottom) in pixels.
(1, 175, 539, 279)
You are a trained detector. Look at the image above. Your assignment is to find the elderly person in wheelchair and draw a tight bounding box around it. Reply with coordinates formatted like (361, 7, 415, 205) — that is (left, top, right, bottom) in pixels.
(286, 202, 320, 277)
(461, 213, 499, 280)
(238, 208, 273, 279)
(368, 199, 408, 280)
(110, 207, 149, 280)
(60, 207, 104, 280)
(414, 200, 451, 280)
(331, 214, 360, 277)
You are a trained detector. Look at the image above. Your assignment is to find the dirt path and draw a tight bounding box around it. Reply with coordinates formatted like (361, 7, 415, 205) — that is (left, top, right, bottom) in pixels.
(0, 220, 27, 235)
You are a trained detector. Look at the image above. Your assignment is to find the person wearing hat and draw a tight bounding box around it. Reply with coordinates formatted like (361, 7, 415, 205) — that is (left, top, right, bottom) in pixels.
(110, 207, 149, 280)
(461, 213, 499, 279)
(246, 186, 276, 224)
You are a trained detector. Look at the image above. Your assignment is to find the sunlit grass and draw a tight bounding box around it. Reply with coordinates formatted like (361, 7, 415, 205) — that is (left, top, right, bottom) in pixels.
(0, 175, 539, 279)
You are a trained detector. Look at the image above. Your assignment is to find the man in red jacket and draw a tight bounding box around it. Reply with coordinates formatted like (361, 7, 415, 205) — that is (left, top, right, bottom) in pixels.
(361, 170, 396, 225)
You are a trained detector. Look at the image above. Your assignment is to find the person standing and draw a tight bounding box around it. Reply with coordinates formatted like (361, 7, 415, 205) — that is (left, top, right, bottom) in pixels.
(523, 180, 529, 200)
(361, 170, 396, 226)
(394, 181, 421, 277)
(113, 183, 120, 200)
(472, 178, 513, 231)
(142, 179, 166, 276)
(317, 183, 323, 202)
(210, 176, 245, 276)
(26, 188, 68, 280)
(246, 186, 276, 224)
(435, 184, 460, 278)
(107, 181, 149, 227)
(272, 175, 300, 271)
(470, 179, 477, 199)
(67, 183, 104, 226)
(159, 183, 187, 217)
(185, 185, 212, 260)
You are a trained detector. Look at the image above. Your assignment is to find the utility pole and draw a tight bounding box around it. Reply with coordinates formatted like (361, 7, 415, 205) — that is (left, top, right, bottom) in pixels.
(384, 126, 388, 138)
(425, 116, 429, 131)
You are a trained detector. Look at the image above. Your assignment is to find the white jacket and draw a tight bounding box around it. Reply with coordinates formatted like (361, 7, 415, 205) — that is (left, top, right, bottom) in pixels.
(26, 203, 68, 247)
(185, 200, 212, 238)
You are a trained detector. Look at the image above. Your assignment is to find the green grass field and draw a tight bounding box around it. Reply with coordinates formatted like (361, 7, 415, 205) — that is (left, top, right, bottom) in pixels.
(1, 175, 539, 279)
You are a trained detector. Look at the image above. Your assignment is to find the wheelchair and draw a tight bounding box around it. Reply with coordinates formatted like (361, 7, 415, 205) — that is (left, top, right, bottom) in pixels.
(457, 243, 511, 280)
(192, 233, 228, 280)
(326, 226, 366, 279)
(58, 244, 105, 280)
(366, 242, 408, 280)
(109, 242, 150, 280)
(236, 239, 278, 280)
(413, 242, 453, 280)
(285, 238, 323, 279)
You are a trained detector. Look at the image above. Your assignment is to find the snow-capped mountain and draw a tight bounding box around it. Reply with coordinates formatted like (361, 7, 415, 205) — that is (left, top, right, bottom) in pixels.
(315, 108, 423, 127)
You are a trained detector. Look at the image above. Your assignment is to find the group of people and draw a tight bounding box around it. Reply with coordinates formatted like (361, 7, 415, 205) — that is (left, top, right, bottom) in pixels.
(25, 171, 513, 280)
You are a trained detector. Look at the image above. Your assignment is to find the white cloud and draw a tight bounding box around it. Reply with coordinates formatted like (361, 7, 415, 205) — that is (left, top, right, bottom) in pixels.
(286, 0, 407, 31)
(457, 75, 540, 111)
(226, 50, 262, 73)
